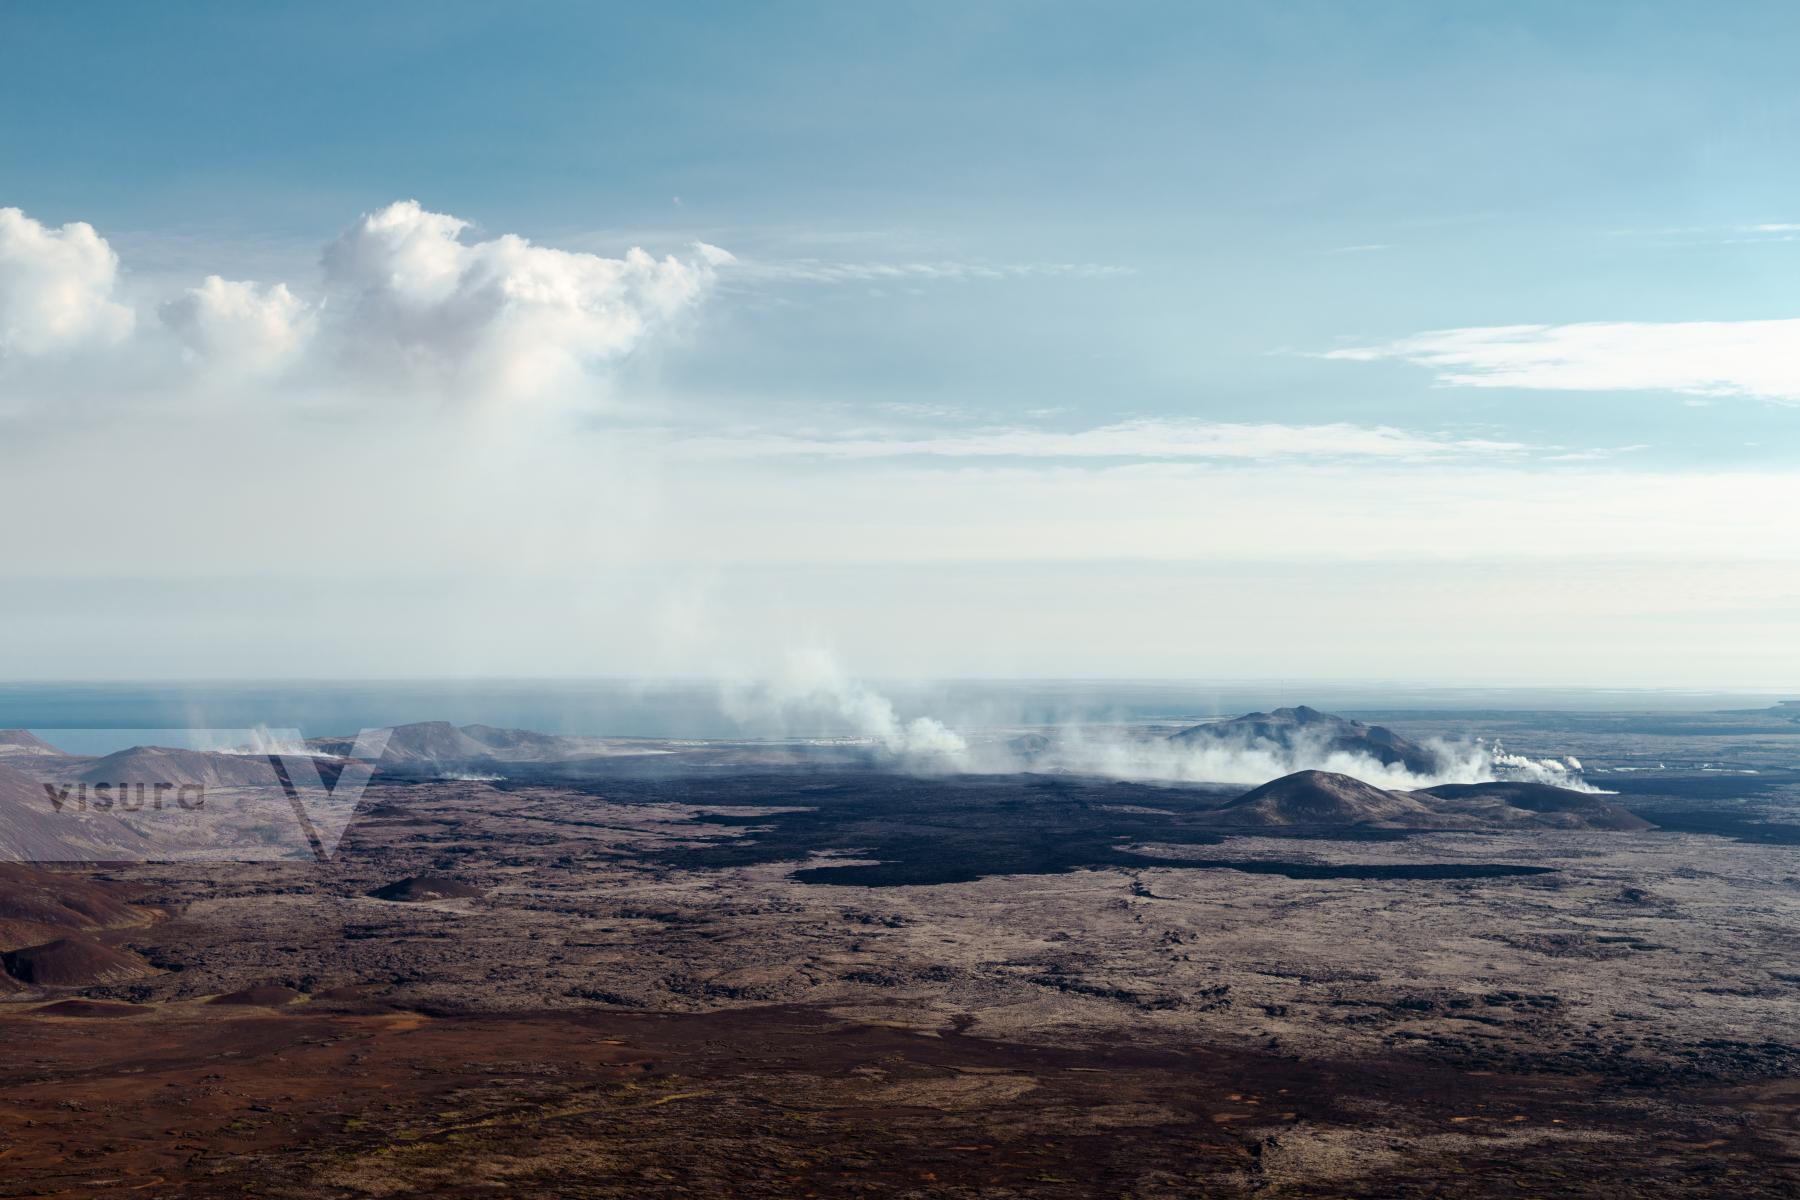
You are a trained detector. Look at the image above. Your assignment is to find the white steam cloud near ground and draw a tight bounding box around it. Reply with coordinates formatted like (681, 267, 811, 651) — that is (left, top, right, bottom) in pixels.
(723, 651, 1599, 792)
(721, 649, 970, 759)
(998, 728, 1595, 792)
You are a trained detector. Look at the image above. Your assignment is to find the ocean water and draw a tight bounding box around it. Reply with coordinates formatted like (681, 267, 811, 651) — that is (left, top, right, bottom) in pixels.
(0, 680, 1784, 756)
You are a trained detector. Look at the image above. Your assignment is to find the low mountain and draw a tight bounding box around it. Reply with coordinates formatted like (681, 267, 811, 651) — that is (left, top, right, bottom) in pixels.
(1216, 770, 1445, 827)
(0, 730, 67, 758)
(1169, 706, 1439, 775)
(376, 722, 496, 765)
(77, 746, 280, 788)
(0, 761, 155, 862)
(460, 724, 569, 757)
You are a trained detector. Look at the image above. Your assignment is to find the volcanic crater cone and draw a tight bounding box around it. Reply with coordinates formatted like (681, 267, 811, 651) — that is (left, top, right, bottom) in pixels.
(2, 934, 155, 987)
(1216, 769, 1442, 826)
(369, 874, 485, 902)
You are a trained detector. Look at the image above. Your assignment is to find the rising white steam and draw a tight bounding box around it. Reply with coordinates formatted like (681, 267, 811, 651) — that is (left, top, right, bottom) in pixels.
(971, 727, 1602, 791)
(212, 727, 339, 758)
(722, 654, 1599, 791)
(722, 649, 968, 761)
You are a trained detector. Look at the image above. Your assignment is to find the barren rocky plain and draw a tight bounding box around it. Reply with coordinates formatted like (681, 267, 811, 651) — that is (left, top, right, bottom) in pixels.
(1, 705, 1798, 1197)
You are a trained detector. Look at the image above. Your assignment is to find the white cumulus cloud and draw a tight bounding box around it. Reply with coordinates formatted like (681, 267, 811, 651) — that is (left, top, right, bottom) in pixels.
(1327, 319, 1800, 403)
(160, 275, 315, 374)
(0, 207, 134, 355)
(321, 199, 730, 401)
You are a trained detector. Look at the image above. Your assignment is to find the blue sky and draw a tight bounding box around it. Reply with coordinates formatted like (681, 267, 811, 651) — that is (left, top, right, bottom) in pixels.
(2, 2, 1798, 684)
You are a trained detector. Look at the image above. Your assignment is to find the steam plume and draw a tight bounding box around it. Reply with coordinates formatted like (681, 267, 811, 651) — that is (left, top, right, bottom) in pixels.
(721, 649, 967, 760)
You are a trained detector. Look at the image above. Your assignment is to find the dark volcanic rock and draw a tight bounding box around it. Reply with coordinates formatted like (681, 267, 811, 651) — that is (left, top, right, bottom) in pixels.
(1419, 782, 1654, 831)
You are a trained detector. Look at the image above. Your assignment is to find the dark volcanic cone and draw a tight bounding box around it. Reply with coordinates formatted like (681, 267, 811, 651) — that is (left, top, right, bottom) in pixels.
(2, 934, 154, 987)
(209, 984, 303, 1006)
(369, 874, 485, 902)
(1217, 770, 1441, 827)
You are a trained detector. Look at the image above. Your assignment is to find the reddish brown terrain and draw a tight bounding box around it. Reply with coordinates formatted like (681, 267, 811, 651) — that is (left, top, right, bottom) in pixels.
(5, 1000, 1795, 1199)
(1, 714, 1797, 1196)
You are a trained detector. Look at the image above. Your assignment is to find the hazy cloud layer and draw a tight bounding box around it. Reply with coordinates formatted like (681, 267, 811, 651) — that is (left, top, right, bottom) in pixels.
(730, 258, 1130, 285)
(677, 419, 1531, 463)
(1329, 320, 1800, 403)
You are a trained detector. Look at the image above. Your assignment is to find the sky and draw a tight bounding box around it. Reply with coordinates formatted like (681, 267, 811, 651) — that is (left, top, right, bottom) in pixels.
(2, 1, 1798, 686)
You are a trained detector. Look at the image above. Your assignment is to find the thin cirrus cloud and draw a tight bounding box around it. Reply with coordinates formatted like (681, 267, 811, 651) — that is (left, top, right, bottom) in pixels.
(1325, 319, 1800, 403)
(0, 200, 731, 405)
(674, 419, 1532, 463)
(728, 258, 1131, 285)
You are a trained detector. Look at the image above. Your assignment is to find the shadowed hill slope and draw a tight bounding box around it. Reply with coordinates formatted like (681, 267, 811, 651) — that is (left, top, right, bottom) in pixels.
(1168, 706, 1440, 775)
(77, 746, 281, 788)
(0, 762, 155, 862)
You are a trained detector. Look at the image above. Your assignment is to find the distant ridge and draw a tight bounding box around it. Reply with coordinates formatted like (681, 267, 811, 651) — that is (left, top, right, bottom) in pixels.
(310, 722, 592, 771)
(77, 746, 280, 789)
(0, 730, 67, 758)
(1169, 706, 1440, 775)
